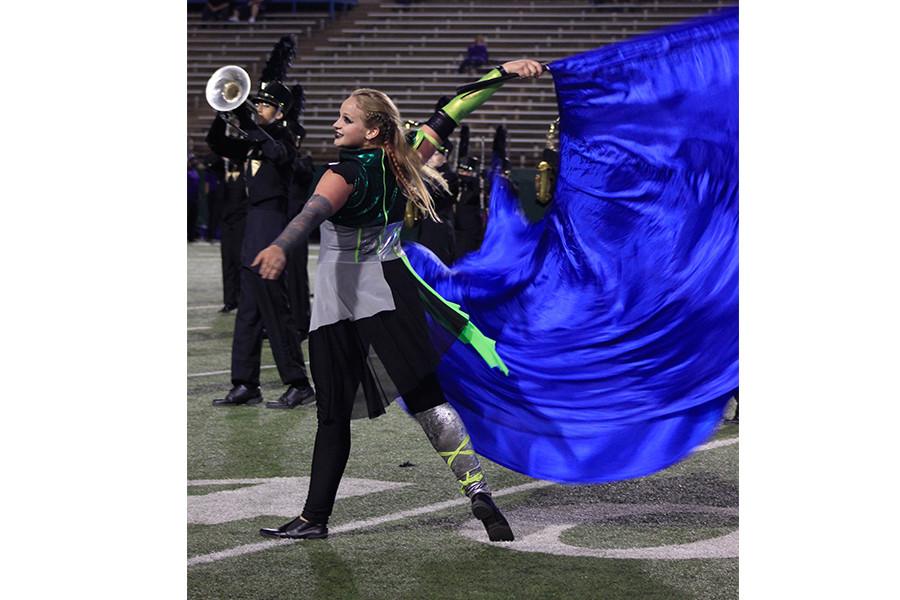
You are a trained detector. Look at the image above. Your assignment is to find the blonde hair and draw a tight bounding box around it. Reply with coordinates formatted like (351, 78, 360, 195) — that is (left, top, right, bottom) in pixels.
(350, 88, 446, 222)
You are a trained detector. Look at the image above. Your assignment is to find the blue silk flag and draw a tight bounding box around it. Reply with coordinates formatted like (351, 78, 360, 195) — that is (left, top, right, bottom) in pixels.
(404, 9, 738, 483)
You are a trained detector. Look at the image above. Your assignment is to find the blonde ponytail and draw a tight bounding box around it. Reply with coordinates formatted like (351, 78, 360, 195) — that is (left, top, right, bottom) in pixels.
(350, 88, 448, 222)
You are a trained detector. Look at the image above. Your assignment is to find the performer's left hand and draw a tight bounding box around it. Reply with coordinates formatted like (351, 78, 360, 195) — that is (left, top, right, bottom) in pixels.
(251, 245, 287, 280)
(501, 59, 545, 79)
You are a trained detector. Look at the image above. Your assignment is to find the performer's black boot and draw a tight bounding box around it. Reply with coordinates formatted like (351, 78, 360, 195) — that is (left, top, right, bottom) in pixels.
(259, 516, 328, 540)
(414, 402, 515, 541)
(471, 493, 515, 542)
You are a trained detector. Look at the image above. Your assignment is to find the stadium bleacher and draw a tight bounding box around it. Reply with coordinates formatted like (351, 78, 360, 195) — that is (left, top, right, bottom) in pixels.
(188, 0, 736, 165)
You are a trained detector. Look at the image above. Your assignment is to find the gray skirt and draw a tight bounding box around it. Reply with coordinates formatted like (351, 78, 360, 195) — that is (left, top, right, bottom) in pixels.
(310, 220, 405, 332)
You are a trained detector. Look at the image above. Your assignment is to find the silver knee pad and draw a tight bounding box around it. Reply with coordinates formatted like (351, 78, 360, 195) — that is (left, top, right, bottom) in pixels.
(414, 402, 490, 497)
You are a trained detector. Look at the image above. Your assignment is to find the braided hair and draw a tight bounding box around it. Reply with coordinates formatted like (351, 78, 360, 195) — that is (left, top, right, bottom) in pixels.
(350, 89, 446, 222)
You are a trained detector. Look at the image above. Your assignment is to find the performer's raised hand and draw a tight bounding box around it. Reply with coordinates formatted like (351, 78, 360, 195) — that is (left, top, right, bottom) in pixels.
(251, 245, 287, 280)
(501, 59, 545, 79)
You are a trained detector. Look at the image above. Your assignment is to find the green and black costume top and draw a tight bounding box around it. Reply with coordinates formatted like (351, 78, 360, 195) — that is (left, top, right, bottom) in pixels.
(315, 147, 405, 228)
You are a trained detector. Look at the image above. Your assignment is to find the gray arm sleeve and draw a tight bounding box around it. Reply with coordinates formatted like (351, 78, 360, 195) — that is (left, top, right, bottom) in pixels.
(271, 194, 335, 253)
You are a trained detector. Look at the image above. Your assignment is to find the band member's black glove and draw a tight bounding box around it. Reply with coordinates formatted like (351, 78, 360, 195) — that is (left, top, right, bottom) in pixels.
(233, 103, 258, 130)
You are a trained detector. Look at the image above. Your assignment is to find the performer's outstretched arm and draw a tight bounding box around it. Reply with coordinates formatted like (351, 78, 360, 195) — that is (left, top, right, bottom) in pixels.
(414, 59, 545, 162)
(252, 171, 353, 279)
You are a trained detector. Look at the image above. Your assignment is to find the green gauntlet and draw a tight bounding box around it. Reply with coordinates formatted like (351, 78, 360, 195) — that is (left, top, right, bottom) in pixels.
(415, 68, 506, 149)
(442, 68, 505, 124)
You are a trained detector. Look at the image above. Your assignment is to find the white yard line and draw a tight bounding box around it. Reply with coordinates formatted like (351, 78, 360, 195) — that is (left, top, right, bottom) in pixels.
(187, 436, 738, 567)
(187, 305, 223, 311)
(187, 326, 212, 332)
(188, 365, 275, 378)
(188, 362, 310, 378)
(695, 437, 739, 451)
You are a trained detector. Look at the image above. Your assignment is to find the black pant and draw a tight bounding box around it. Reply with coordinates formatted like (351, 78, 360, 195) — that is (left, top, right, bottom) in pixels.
(220, 219, 245, 306)
(207, 190, 224, 241)
(286, 241, 311, 340)
(188, 200, 199, 241)
(230, 266, 310, 387)
(300, 262, 445, 524)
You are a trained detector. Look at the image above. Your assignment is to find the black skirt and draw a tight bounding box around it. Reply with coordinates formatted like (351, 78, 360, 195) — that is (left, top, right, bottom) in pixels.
(308, 258, 460, 423)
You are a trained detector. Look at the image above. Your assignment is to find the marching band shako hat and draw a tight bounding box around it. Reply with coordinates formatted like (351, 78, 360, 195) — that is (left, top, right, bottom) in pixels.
(285, 84, 307, 140)
(254, 81, 293, 113)
(255, 35, 296, 114)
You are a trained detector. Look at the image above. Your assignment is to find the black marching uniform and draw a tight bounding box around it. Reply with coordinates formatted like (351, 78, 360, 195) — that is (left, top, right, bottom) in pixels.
(286, 153, 315, 338)
(416, 160, 458, 266)
(453, 164, 484, 260)
(219, 157, 248, 310)
(206, 114, 312, 404)
(205, 155, 225, 241)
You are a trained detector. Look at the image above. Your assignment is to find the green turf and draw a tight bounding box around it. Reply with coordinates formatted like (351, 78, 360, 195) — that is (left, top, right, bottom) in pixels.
(187, 242, 739, 600)
(188, 531, 699, 600)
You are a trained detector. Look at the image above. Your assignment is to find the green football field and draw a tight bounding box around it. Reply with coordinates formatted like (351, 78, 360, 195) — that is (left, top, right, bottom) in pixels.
(187, 242, 739, 600)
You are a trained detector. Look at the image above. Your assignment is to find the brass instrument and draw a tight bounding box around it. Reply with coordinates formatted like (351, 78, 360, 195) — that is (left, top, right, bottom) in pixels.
(205, 65, 252, 112)
(535, 118, 560, 205)
(403, 199, 420, 229)
(535, 160, 553, 203)
(205, 65, 259, 139)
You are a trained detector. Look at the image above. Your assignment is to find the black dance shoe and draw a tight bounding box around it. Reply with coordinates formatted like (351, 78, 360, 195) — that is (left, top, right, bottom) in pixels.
(471, 493, 515, 542)
(218, 303, 238, 313)
(265, 384, 315, 409)
(212, 384, 262, 406)
(259, 516, 328, 540)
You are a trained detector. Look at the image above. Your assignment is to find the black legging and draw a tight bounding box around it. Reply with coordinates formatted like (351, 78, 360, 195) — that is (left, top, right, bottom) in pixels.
(301, 373, 446, 524)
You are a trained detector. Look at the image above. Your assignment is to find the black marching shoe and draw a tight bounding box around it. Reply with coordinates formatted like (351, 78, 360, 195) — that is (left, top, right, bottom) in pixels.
(212, 384, 262, 406)
(265, 384, 315, 409)
(218, 303, 238, 313)
(259, 516, 328, 540)
(471, 493, 515, 542)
